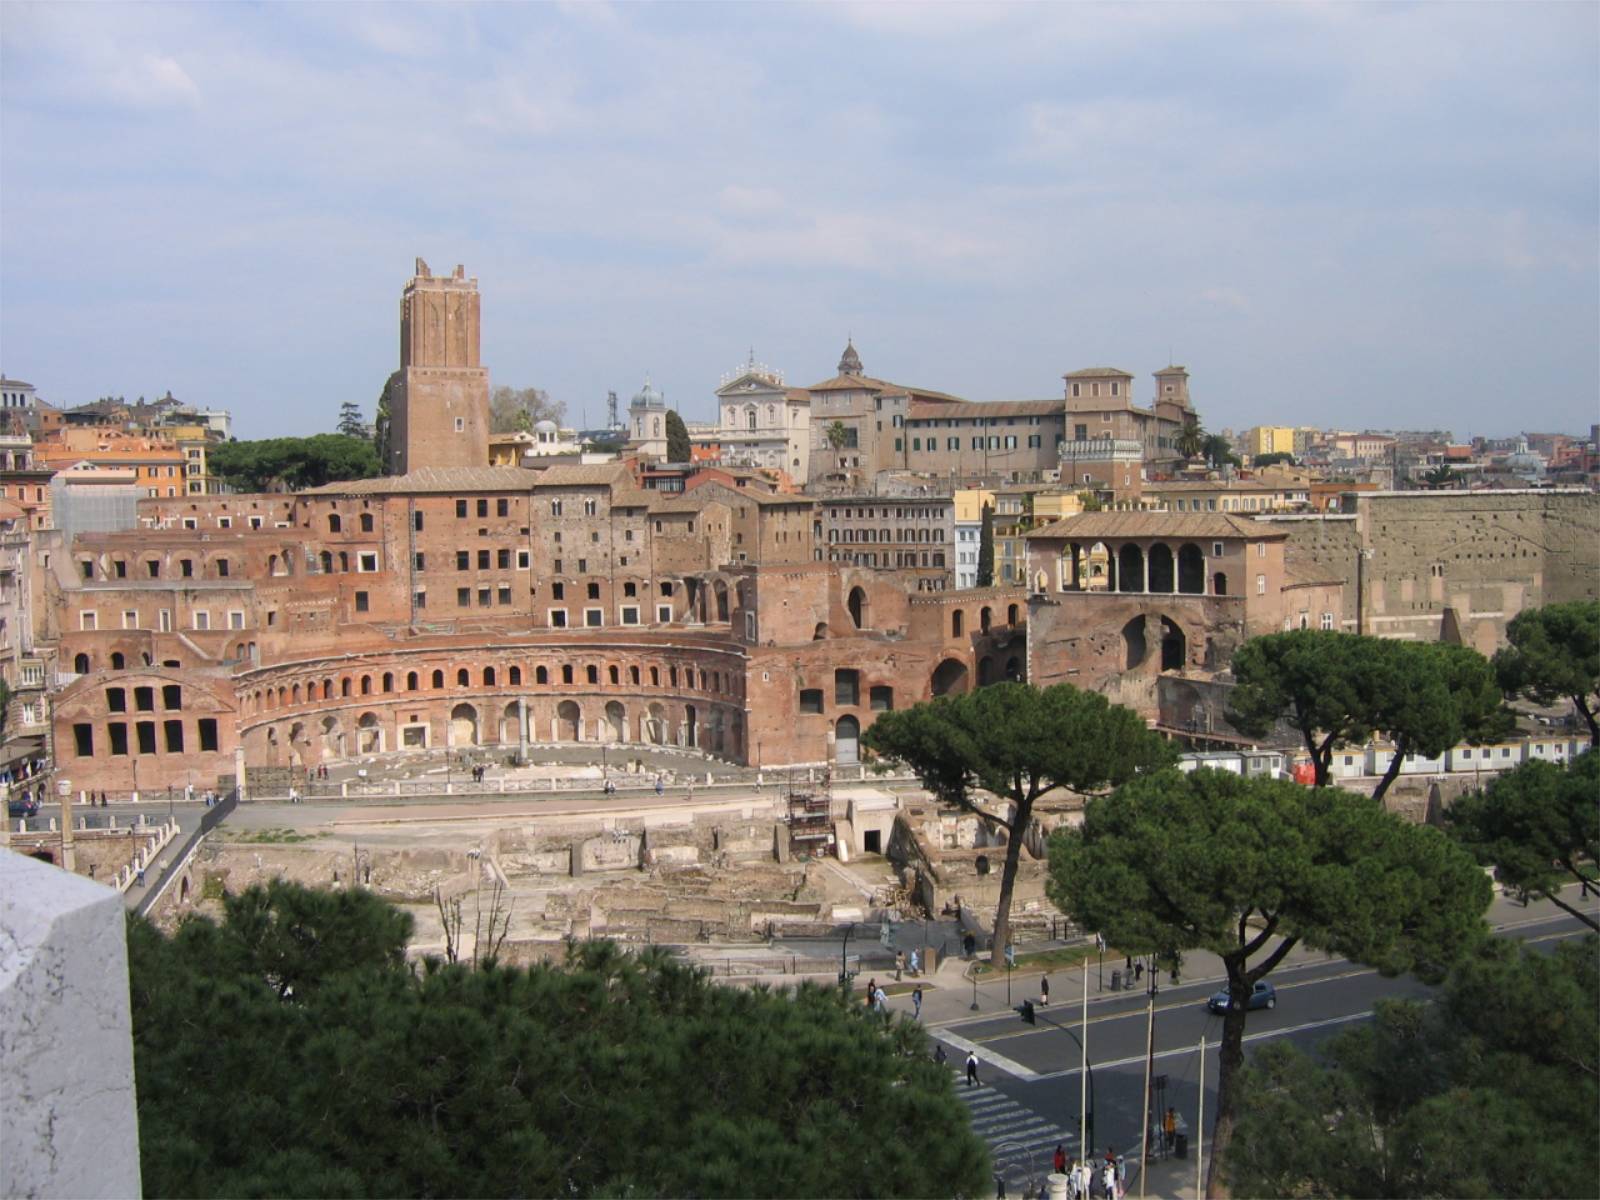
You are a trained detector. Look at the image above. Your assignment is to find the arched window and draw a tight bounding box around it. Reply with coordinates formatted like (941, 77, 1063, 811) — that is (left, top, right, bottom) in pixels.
(320, 550, 333, 573)
(509, 666, 522, 686)
(457, 668, 469, 687)
(360, 513, 374, 533)
(407, 671, 419, 691)
(341, 678, 352, 698)
(328, 514, 342, 533)
(382, 672, 394, 693)
(74, 652, 90, 674)
(650, 666, 660, 686)
(431, 669, 445, 688)
(952, 610, 964, 638)
(536, 666, 549, 685)
(484, 666, 497, 687)
(630, 666, 640, 685)
(110, 652, 125, 670)
(360, 675, 372, 695)
(339, 551, 349, 572)
(322, 679, 332, 699)
(609, 665, 620, 685)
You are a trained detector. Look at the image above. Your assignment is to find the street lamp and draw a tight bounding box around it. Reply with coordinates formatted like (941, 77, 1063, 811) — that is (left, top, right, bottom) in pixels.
(1017, 1000, 1096, 1155)
(839, 922, 856, 991)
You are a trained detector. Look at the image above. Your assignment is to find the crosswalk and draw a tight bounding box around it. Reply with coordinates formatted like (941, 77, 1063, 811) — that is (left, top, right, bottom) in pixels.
(954, 1078, 1077, 1191)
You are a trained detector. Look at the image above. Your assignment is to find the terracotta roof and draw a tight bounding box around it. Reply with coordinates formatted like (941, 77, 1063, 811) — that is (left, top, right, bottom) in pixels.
(906, 399, 1061, 421)
(528, 462, 633, 488)
(804, 374, 967, 404)
(1023, 512, 1282, 541)
(303, 467, 540, 495)
(1063, 367, 1135, 379)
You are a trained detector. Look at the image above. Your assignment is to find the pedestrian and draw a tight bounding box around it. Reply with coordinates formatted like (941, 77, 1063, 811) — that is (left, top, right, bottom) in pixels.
(895, 949, 905, 980)
(655, 775, 664, 796)
(933, 1043, 947, 1067)
(1133, 959, 1143, 982)
(1102, 1160, 1117, 1200)
(1041, 974, 1050, 1006)
(873, 985, 887, 1014)
(1115, 1153, 1127, 1195)
(965, 1050, 979, 1087)
(1162, 1107, 1176, 1154)
(865, 978, 877, 1009)
(1053, 1143, 1067, 1175)
(100, 792, 107, 807)
(912, 984, 923, 1020)
(136, 867, 146, 887)
(909, 947, 920, 975)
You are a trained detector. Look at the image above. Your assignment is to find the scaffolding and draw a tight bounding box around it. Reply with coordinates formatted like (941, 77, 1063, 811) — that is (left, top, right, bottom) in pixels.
(785, 768, 835, 859)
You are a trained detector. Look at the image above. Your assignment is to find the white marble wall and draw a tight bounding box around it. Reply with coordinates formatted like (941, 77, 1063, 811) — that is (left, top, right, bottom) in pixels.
(0, 849, 142, 1198)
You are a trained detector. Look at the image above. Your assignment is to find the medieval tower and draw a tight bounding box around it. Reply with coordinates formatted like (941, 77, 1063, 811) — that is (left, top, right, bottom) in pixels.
(390, 259, 490, 474)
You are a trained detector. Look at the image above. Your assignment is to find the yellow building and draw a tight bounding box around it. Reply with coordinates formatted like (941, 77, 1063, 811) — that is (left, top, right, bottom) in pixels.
(1246, 426, 1297, 458)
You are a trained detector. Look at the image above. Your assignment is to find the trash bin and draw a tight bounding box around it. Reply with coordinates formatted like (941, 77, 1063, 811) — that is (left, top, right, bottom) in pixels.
(1174, 1133, 1188, 1160)
(1111, 969, 1122, 991)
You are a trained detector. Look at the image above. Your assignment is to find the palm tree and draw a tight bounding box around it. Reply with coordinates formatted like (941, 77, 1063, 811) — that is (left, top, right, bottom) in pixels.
(1175, 418, 1205, 460)
(825, 420, 849, 450)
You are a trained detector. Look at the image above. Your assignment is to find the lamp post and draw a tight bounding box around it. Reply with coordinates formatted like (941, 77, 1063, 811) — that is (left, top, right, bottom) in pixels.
(839, 921, 856, 991)
(1017, 1000, 1096, 1157)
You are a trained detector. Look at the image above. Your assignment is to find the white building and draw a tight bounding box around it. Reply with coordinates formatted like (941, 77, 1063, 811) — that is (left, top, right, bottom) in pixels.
(0, 378, 37, 411)
(628, 377, 670, 461)
(714, 357, 810, 480)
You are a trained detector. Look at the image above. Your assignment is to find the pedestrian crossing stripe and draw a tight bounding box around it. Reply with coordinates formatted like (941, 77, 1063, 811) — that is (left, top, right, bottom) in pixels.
(953, 1081, 1078, 1185)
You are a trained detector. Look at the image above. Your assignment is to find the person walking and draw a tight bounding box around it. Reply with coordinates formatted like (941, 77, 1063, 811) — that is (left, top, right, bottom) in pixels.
(873, 985, 887, 1014)
(912, 984, 923, 1020)
(1053, 1143, 1067, 1175)
(1162, 1107, 1177, 1155)
(865, 978, 877, 1010)
(1041, 973, 1051, 1006)
(965, 1050, 980, 1087)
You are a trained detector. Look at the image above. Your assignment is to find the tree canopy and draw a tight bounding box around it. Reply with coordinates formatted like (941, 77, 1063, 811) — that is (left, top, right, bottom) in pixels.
(1226, 631, 1504, 793)
(490, 385, 563, 435)
(129, 882, 987, 1199)
(1252, 451, 1295, 467)
(863, 682, 1174, 965)
(209, 434, 381, 493)
(336, 400, 365, 438)
(373, 369, 399, 472)
(1229, 936, 1599, 1198)
(1048, 769, 1491, 1196)
(1494, 601, 1600, 745)
(665, 409, 691, 463)
(1447, 749, 1598, 931)
(976, 503, 995, 588)
(1176, 419, 1206, 460)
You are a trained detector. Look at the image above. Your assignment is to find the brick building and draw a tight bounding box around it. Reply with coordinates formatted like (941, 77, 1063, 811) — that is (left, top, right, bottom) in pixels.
(815, 495, 953, 590)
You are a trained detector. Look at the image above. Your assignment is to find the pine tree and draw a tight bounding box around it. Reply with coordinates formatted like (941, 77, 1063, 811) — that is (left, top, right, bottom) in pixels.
(665, 410, 691, 463)
(336, 401, 364, 437)
(976, 503, 995, 588)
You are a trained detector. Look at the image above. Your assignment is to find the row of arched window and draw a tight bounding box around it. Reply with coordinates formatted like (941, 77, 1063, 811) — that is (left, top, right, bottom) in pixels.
(244, 658, 742, 715)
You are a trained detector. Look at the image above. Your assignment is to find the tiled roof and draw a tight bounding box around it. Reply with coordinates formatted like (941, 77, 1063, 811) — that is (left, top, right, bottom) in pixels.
(1063, 367, 1135, 379)
(1023, 512, 1281, 540)
(906, 399, 1061, 420)
(528, 462, 633, 488)
(303, 467, 541, 495)
(804, 374, 967, 404)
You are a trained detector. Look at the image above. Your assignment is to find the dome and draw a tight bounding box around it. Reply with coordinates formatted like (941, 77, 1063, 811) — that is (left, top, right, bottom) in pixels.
(533, 419, 558, 433)
(630, 377, 664, 409)
(837, 339, 863, 377)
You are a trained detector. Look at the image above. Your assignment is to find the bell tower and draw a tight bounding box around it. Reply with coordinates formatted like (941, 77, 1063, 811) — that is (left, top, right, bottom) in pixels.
(390, 259, 490, 474)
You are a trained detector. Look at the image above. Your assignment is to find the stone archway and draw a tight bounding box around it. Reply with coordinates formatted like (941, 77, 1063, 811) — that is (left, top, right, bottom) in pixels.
(357, 713, 382, 754)
(714, 580, 730, 623)
(684, 704, 698, 749)
(1148, 544, 1175, 593)
(1118, 544, 1145, 593)
(605, 700, 626, 742)
(931, 658, 969, 696)
(449, 703, 479, 747)
(557, 700, 581, 741)
(1178, 544, 1205, 594)
(646, 701, 667, 744)
(1160, 617, 1187, 671)
(848, 586, 868, 630)
(500, 702, 524, 745)
(1122, 616, 1148, 669)
(320, 716, 343, 759)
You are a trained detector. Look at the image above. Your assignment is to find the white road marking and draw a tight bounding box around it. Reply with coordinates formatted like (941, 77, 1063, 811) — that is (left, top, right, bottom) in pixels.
(939, 1028, 1042, 1080)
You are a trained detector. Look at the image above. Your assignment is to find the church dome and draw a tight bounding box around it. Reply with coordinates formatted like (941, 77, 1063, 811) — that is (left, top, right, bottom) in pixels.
(838, 339, 863, 377)
(533, 419, 558, 433)
(630, 377, 665, 409)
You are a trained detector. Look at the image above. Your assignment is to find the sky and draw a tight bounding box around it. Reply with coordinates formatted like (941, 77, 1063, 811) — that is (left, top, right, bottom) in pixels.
(1, 2, 1596, 441)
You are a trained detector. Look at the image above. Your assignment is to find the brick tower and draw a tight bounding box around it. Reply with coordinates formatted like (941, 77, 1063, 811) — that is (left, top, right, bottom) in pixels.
(390, 259, 490, 474)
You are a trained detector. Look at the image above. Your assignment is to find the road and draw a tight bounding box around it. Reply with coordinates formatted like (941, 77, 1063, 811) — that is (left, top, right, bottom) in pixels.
(929, 903, 1597, 1196)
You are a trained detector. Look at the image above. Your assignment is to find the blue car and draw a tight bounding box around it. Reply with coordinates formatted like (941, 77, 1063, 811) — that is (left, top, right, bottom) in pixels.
(1207, 981, 1276, 1013)
(7, 795, 39, 819)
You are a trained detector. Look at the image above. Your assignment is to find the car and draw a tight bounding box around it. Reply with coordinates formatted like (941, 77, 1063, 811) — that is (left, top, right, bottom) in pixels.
(7, 796, 39, 819)
(1207, 980, 1276, 1013)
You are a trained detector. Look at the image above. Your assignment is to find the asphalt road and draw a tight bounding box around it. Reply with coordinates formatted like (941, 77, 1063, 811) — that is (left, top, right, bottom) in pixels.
(931, 905, 1597, 1191)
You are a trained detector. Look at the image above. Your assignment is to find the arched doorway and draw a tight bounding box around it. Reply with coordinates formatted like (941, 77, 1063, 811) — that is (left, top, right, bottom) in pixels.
(931, 658, 969, 696)
(684, 704, 698, 749)
(835, 715, 860, 764)
(320, 716, 343, 759)
(1161, 617, 1187, 671)
(500, 702, 524, 745)
(1004, 656, 1021, 682)
(1212, 572, 1228, 596)
(1118, 544, 1145, 593)
(1178, 544, 1205, 594)
(357, 713, 382, 754)
(813, 622, 829, 640)
(1148, 544, 1175, 593)
(73, 653, 90, 674)
(449, 703, 479, 747)
(557, 700, 581, 741)
(646, 702, 667, 744)
(605, 700, 626, 742)
(848, 586, 868, 630)
(714, 581, 730, 622)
